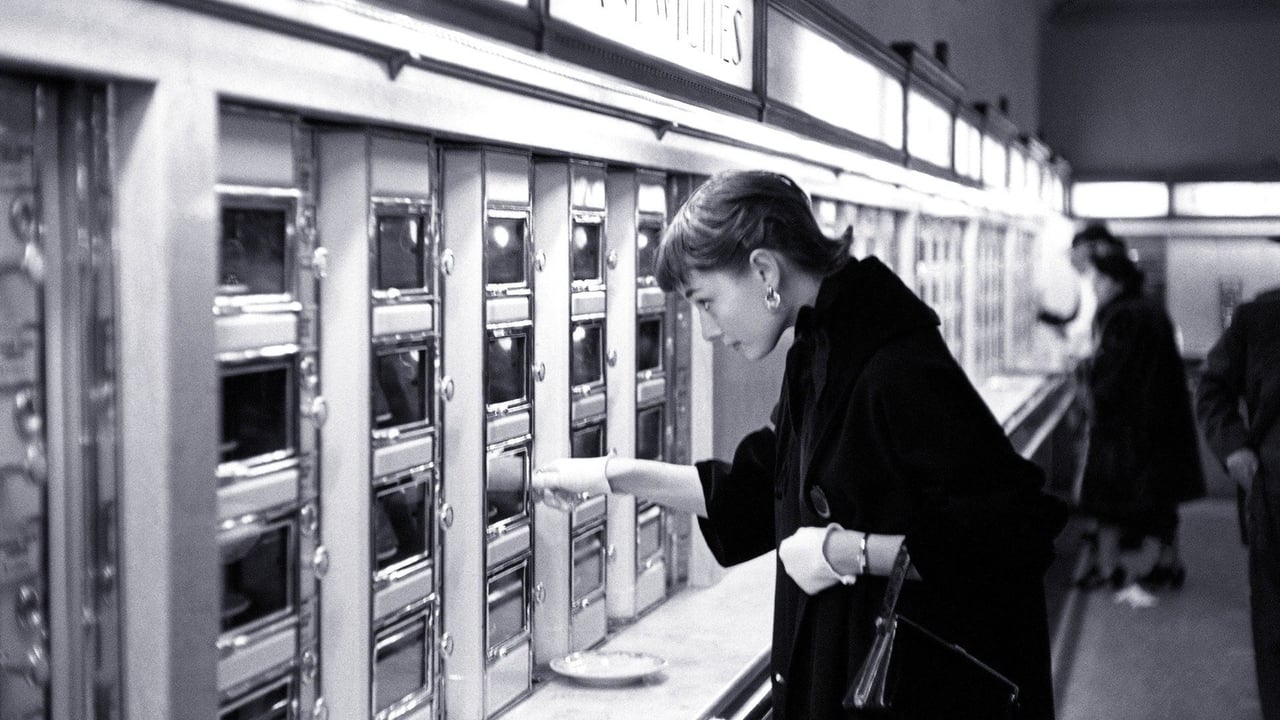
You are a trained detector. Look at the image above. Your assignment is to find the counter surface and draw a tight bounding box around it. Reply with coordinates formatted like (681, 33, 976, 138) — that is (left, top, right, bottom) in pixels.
(503, 553, 775, 720)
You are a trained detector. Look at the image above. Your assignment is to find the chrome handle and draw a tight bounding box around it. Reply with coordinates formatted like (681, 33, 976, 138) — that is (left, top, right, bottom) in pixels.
(606, 249, 618, 269)
(311, 697, 329, 720)
(498, 645, 509, 659)
(311, 247, 329, 280)
(23, 441, 47, 487)
(439, 502, 454, 529)
(312, 546, 330, 580)
(440, 632, 454, 657)
(534, 250, 547, 272)
(532, 362, 546, 382)
(439, 376, 455, 402)
(21, 242, 44, 285)
(607, 544, 617, 562)
(300, 502, 319, 537)
(581, 596, 591, 609)
(533, 582, 545, 605)
(440, 249, 455, 276)
(606, 349, 618, 367)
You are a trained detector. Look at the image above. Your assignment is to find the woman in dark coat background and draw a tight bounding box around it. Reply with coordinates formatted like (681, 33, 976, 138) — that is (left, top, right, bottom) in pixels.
(533, 171, 1067, 719)
(1076, 252, 1205, 589)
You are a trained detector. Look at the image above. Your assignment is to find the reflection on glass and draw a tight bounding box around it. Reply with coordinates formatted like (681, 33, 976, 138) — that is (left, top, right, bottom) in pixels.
(570, 321, 603, 389)
(486, 216, 527, 287)
(486, 332, 528, 408)
(636, 316, 663, 374)
(373, 344, 432, 432)
(571, 423, 605, 459)
(376, 214, 428, 292)
(375, 620, 429, 716)
(220, 524, 292, 633)
(636, 406, 663, 461)
(572, 530, 605, 601)
(220, 206, 288, 296)
(487, 448, 528, 526)
(571, 222, 602, 284)
(638, 510, 662, 562)
(487, 565, 527, 650)
(374, 478, 430, 573)
(219, 679, 292, 720)
(636, 222, 661, 279)
(221, 364, 292, 464)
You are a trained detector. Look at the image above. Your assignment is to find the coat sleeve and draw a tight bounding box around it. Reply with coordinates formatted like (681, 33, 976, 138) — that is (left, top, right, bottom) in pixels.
(1196, 305, 1250, 464)
(694, 426, 778, 567)
(871, 348, 1067, 585)
(1088, 304, 1158, 429)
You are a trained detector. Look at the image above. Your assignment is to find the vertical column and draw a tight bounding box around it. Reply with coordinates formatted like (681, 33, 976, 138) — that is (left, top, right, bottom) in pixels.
(530, 158, 572, 667)
(114, 78, 220, 720)
(604, 168, 637, 622)
(316, 128, 371, 720)
(440, 147, 486, 718)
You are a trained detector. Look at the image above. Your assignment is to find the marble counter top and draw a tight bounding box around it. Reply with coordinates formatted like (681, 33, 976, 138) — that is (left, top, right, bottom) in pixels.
(502, 553, 775, 720)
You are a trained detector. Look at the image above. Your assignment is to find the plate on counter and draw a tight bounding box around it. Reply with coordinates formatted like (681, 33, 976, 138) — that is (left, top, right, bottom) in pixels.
(550, 650, 667, 686)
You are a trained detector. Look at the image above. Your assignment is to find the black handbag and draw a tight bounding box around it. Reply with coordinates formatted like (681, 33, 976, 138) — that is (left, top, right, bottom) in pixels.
(845, 544, 1021, 719)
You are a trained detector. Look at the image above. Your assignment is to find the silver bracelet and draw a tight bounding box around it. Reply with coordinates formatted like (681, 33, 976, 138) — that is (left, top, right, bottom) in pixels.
(857, 532, 869, 576)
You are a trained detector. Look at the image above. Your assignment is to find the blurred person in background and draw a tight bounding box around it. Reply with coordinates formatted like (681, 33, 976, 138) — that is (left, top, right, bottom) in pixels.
(1074, 252, 1205, 590)
(1196, 285, 1280, 720)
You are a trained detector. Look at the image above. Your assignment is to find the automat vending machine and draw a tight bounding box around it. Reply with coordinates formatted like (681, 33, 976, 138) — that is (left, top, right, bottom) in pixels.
(214, 106, 327, 719)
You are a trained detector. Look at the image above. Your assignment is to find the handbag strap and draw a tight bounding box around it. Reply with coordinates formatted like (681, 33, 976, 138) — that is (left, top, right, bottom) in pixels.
(876, 542, 912, 620)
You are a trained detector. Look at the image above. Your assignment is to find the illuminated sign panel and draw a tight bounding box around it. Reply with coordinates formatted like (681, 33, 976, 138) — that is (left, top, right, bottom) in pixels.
(550, 0, 755, 90)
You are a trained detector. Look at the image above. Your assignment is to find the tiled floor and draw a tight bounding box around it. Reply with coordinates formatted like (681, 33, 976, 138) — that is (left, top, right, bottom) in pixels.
(1056, 498, 1263, 720)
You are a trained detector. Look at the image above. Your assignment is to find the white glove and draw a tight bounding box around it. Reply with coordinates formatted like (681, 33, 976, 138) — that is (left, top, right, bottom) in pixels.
(778, 524, 856, 595)
(531, 456, 612, 509)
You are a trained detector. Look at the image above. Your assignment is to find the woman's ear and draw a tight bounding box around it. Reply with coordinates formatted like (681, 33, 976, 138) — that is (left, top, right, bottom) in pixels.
(747, 248, 782, 288)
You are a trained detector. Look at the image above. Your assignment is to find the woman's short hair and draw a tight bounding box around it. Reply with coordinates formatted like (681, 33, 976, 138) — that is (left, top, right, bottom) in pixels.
(655, 170, 848, 292)
(1091, 251, 1145, 294)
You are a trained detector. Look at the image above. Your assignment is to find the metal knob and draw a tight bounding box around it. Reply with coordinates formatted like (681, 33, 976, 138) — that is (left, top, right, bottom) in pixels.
(21, 242, 44, 285)
(312, 698, 329, 720)
(300, 357, 319, 387)
(439, 376, 455, 402)
(607, 544, 617, 562)
(533, 582, 545, 605)
(532, 362, 546, 382)
(9, 195, 35, 242)
(301, 649, 318, 682)
(607, 349, 618, 367)
(440, 249, 455, 276)
(438, 502, 454, 529)
(303, 396, 328, 428)
(300, 502, 319, 537)
(24, 441, 47, 487)
(311, 247, 329, 279)
(534, 250, 547, 272)
(581, 596, 591, 608)
(606, 249, 618, 269)
(12, 387, 41, 439)
(2, 645, 49, 688)
(16, 585, 44, 634)
(312, 546, 330, 579)
(440, 632, 454, 657)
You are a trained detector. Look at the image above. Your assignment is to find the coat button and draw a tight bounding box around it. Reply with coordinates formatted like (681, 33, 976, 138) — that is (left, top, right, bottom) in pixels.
(774, 672, 785, 685)
(808, 485, 831, 519)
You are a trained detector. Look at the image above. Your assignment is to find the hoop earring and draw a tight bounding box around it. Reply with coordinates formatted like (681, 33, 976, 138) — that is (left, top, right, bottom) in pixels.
(764, 285, 781, 312)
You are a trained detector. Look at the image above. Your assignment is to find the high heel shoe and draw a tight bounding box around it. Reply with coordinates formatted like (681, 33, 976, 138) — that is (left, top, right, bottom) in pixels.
(1074, 566, 1126, 590)
(1138, 563, 1186, 590)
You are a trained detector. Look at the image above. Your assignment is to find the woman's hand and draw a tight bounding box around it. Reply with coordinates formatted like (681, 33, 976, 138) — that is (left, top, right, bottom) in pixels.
(778, 524, 857, 595)
(532, 456, 612, 510)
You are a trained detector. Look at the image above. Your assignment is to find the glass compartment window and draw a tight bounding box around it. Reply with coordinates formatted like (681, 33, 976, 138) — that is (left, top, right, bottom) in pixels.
(374, 616, 431, 718)
(486, 330, 529, 410)
(375, 212, 430, 294)
(570, 320, 604, 390)
(486, 446, 529, 528)
(220, 522, 293, 634)
(374, 476, 431, 575)
(571, 220, 603, 286)
(219, 203, 290, 297)
(636, 405, 664, 462)
(373, 342, 433, 435)
(220, 362, 295, 465)
(485, 214, 528, 290)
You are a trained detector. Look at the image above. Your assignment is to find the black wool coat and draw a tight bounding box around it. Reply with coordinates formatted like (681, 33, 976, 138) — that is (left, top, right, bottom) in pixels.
(1079, 290, 1205, 535)
(696, 258, 1067, 720)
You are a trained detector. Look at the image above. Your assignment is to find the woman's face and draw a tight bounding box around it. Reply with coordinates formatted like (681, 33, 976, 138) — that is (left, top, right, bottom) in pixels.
(682, 267, 789, 361)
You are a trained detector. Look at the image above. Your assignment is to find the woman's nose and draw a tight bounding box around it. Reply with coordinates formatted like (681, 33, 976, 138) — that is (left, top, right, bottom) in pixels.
(699, 313, 722, 341)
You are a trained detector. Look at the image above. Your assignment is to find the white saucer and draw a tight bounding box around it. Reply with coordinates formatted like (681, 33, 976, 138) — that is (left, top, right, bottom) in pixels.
(549, 650, 667, 687)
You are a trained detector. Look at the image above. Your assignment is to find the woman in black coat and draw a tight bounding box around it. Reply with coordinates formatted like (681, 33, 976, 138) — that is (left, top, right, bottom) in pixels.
(1077, 252, 1205, 589)
(534, 171, 1067, 719)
